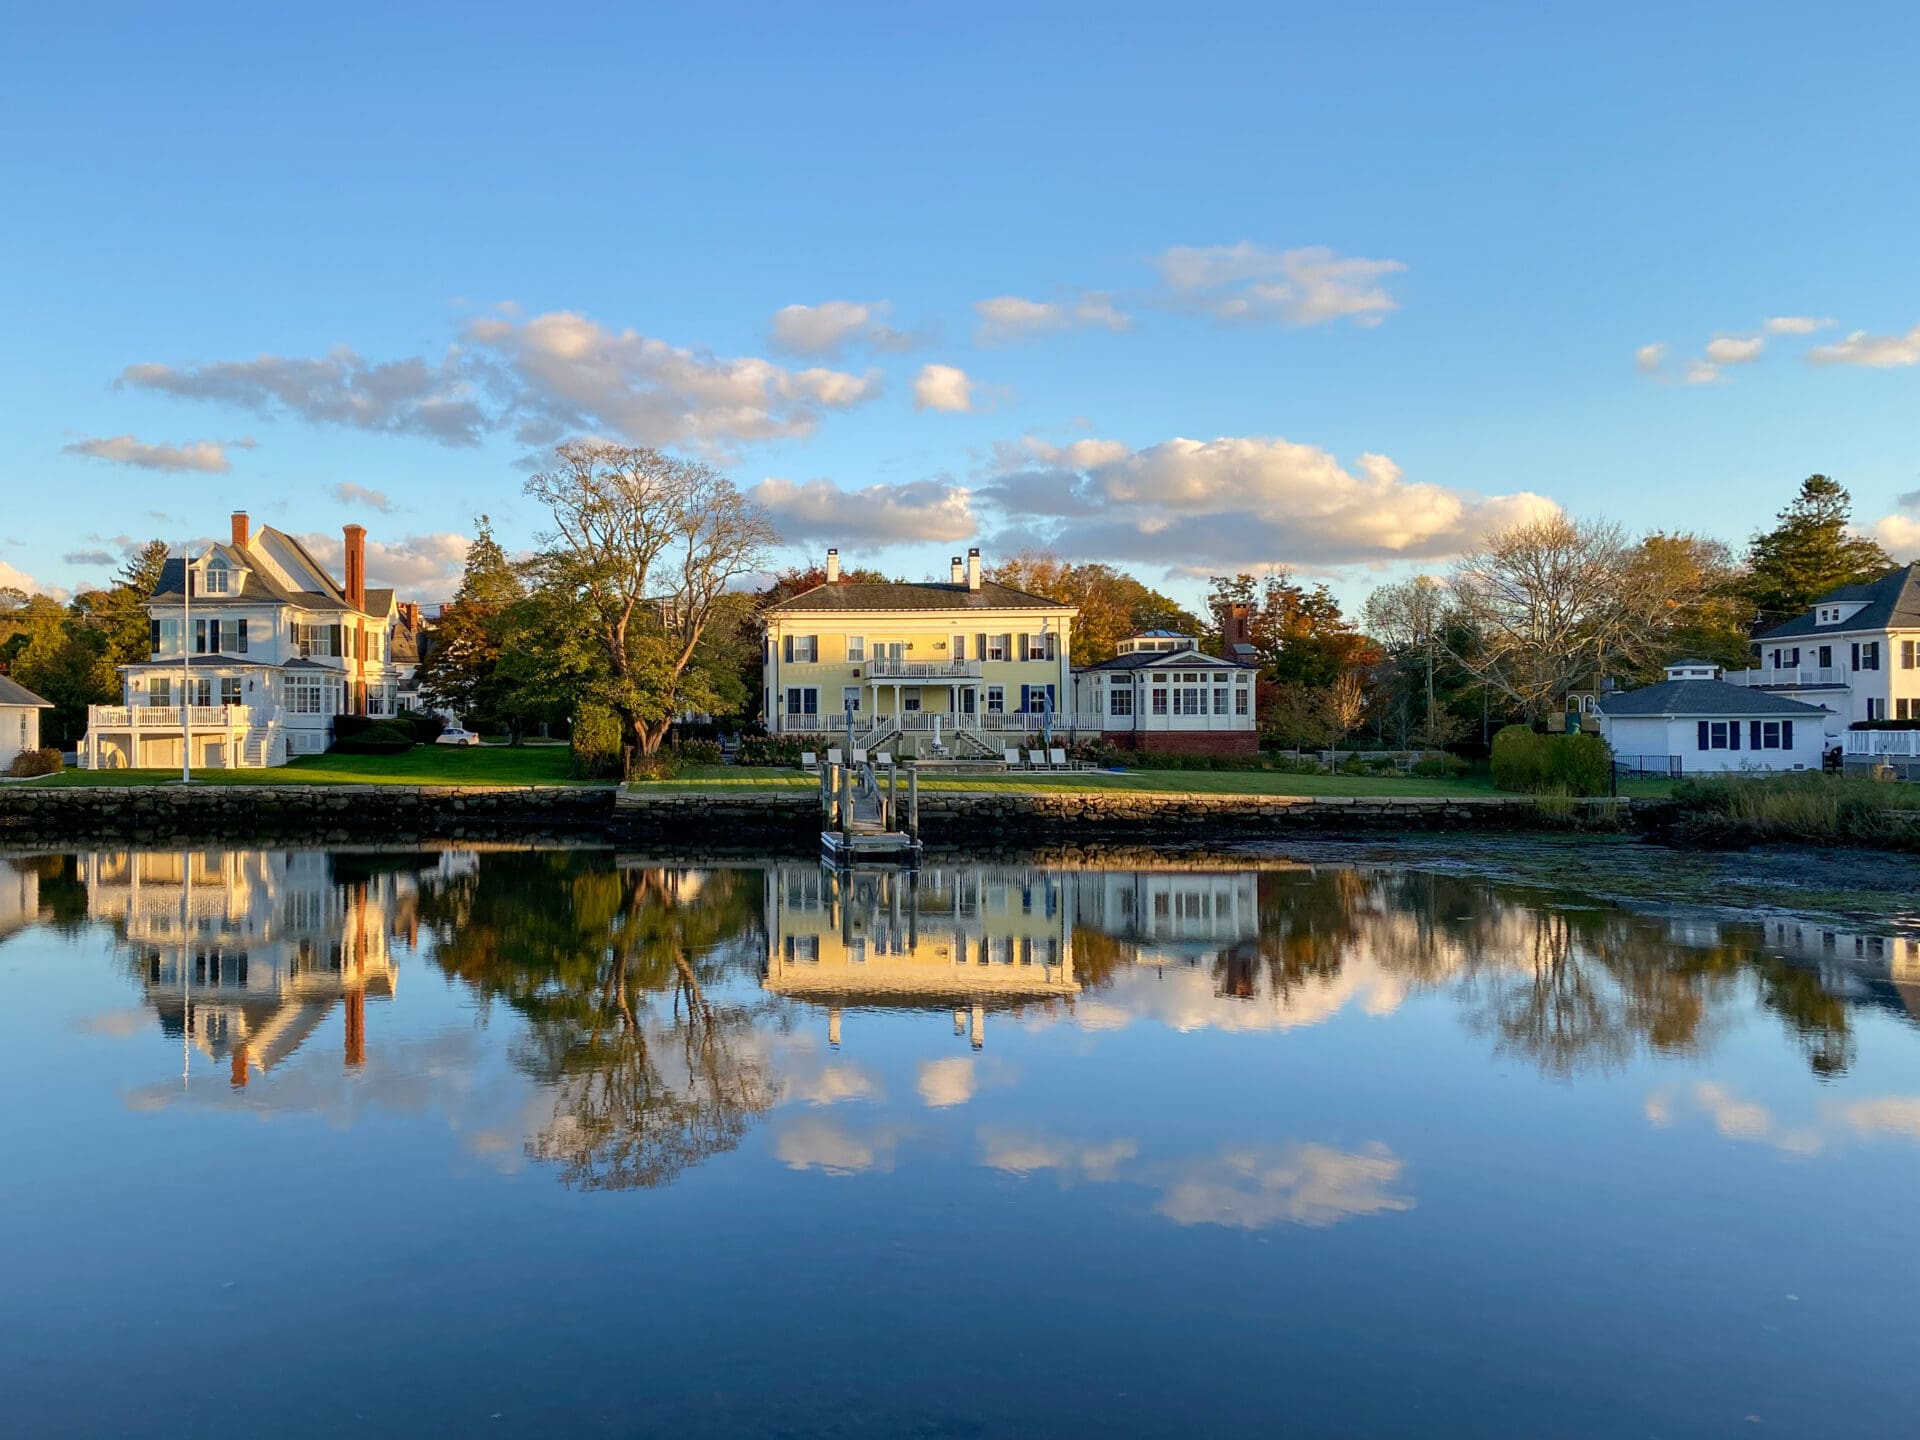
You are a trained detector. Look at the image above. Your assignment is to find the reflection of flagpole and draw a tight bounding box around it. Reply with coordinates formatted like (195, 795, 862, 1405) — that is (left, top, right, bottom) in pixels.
(180, 848, 191, 1088)
(181, 545, 193, 784)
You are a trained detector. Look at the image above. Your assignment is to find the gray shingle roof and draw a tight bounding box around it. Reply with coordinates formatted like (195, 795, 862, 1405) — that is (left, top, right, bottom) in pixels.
(1597, 678, 1828, 718)
(0, 675, 53, 707)
(1758, 564, 1920, 640)
(1077, 648, 1256, 672)
(767, 579, 1074, 614)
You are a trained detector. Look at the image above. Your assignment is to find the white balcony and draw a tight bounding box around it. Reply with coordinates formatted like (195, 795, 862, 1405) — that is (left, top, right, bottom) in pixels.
(1844, 730, 1920, 757)
(87, 704, 250, 731)
(1722, 666, 1848, 689)
(865, 658, 983, 680)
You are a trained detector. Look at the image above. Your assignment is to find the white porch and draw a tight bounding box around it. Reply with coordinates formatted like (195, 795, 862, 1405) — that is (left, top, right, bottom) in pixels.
(80, 704, 290, 770)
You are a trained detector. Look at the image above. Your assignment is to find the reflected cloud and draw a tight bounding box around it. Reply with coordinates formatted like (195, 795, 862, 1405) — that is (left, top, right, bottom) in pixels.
(917, 1056, 977, 1108)
(73, 1008, 153, 1038)
(979, 1127, 1138, 1182)
(784, 1061, 884, 1107)
(1837, 1096, 1920, 1140)
(1640, 1080, 1920, 1158)
(775, 1116, 906, 1175)
(1156, 1142, 1414, 1229)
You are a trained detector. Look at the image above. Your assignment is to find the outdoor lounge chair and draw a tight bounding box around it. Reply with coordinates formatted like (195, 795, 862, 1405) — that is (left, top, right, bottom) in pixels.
(800, 750, 817, 771)
(1049, 747, 1069, 770)
(875, 751, 893, 767)
(853, 747, 869, 765)
(1004, 748, 1023, 768)
(1028, 748, 1049, 771)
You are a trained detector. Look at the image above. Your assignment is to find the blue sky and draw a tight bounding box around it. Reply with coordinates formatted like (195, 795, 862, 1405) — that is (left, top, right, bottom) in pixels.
(5, 2, 1918, 609)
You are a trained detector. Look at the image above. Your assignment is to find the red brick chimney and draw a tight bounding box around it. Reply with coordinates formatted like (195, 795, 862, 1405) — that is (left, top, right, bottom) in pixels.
(343, 524, 366, 611)
(230, 511, 250, 549)
(1222, 602, 1252, 652)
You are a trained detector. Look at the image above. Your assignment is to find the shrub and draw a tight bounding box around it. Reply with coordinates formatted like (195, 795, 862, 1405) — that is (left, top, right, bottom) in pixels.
(1411, 753, 1469, 779)
(1673, 772, 1920, 846)
(571, 702, 624, 779)
(672, 739, 723, 766)
(1492, 725, 1610, 795)
(404, 711, 450, 744)
(7, 747, 63, 777)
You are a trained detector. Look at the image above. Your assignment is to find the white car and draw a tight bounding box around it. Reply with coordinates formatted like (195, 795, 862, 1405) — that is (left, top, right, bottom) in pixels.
(435, 727, 482, 747)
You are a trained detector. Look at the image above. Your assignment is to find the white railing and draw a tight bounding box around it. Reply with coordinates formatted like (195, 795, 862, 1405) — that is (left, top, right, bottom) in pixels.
(1723, 666, 1848, 688)
(1845, 731, 1920, 756)
(87, 704, 250, 730)
(865, 658, 983, 680)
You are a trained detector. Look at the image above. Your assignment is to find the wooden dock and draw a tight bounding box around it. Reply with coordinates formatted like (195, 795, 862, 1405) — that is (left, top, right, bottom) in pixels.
(819, 755, 922, 868)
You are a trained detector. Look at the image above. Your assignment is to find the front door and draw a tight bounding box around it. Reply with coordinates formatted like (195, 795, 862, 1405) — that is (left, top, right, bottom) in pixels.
(960, 688, 976, 715)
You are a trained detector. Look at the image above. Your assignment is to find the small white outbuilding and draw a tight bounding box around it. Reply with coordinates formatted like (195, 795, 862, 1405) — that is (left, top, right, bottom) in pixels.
(1595, 661, 1829, 774)
(0, 675, 54, 770)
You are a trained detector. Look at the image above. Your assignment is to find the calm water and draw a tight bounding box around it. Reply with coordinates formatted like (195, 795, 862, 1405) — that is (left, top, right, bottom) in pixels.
(4, 845, 1920, 1437)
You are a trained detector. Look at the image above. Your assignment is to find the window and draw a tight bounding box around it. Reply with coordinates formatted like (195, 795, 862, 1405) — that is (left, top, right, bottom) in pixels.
(786, 686, 819, 718)
(1905, 640, 1917, 670)
(220, 678, 242, 707)
(1697, 720, 1740, 750)
(1025, 634, 1056, 662)
(796, 636, 818, 663)
(1235, 687, 1249, 716)
(903, 692, 921, 711)
(1748, 719, 1794, 749)
(1215, 686, 1229, 713)
(286, 677, 324, 715)
(951, 634, 966, 662)
(986, 686, 1004, 713)
(1902, 699, 1913, 721)
(846, 635, 865, 663)
(1109, 686, 1133, 717)
(1867, 698, 1885, 721)
(194, 619, 209, 654)
(203, 560, 230, 595)
(843, 686, 861, 714)
(986, 634, 1008, 662)
(148, 677, 172, 706)
(1152, 685, 1169, 716)
(1818, 645, 1832, 668)
(1855, 641, 1880, 671)
(294, 622, 339, 658)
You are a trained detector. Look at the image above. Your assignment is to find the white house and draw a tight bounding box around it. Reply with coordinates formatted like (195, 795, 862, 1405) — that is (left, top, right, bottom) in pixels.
(1595, 660, 1828, 773)
(0, 675, 53, 770)
(1071, 629, 1259, 757)
(761, 548, 1078, 758)
(1724, 563, 1920, 759)
(78, 511, 420, 769)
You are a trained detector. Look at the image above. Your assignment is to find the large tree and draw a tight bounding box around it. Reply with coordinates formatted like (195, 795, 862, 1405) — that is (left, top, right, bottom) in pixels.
(1206, 571, 1379, 688)
(1744, 474, 1892, 627)
(988, 552, 1201, 662)
(522, 441, 776, 768)
(417, 516, 536, 737)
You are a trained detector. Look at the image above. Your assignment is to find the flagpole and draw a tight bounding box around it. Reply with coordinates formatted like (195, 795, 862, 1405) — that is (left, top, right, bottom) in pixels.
(182, 545, 193, 784)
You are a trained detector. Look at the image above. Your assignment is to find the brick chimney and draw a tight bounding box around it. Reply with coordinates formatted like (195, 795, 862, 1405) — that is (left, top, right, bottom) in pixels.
(1222, 602, 1252, 653)
(343, 524, 366, 610)
(950, 555, 965, 584)
(230, 511, 250, 549)
(966, 547, 982, 592)
(826, 548, 840, 584)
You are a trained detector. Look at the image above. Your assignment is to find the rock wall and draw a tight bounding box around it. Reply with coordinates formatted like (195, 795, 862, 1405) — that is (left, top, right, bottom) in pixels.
(0, 782, 1635, 851)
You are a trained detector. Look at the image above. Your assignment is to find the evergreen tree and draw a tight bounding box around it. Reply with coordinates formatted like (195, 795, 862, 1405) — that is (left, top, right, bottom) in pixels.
(418, 516, 530, 738)
(1744, 475, 1893, 626)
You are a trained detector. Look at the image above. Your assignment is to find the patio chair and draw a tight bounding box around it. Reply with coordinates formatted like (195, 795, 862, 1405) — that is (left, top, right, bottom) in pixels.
(1028, 748, 1049, 771)
(875, 751, 893, 767)
(853, 747, 869, 765)
(1003, 748, 1023, 769)
(800, 751, 817, 771)
(1049, 747, 1068, 770)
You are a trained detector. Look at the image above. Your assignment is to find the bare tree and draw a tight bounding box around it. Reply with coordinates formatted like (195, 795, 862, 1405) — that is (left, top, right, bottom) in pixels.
(524, 441, 776, 766)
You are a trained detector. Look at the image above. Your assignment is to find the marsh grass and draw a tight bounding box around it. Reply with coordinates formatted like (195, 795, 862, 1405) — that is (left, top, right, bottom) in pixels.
(1674, 771, 1920, 845)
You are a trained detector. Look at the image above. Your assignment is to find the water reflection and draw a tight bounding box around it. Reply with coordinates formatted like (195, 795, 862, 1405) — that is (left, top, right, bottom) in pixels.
(7, 846, 1920, 1193)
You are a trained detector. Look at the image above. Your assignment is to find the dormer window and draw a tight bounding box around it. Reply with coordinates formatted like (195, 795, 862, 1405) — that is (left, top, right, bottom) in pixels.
(204, 559, 230, 594)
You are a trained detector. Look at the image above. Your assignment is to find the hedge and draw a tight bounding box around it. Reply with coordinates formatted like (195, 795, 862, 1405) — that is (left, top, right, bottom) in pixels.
(1491, 724, 1610, 795)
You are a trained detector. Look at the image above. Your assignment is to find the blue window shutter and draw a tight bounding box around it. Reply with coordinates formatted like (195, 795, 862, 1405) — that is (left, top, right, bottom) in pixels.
(236, 619, 247, 654)
(1750, 721, 1761, 750)
(783, 634, 793, 663)
(1729, 721, 1740, 750)
(1783, 720, 1793, 749)
(149, 619, 159, 654)
(1697, 721, 1709, 750)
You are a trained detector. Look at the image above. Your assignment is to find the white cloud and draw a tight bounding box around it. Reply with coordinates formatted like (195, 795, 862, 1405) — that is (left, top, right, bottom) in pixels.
(1156, 243, 1405, 327)
(62, 434, 248, 472)
(331, 481, 394, 513)
(973, 291, 1132, 344)
(1765, 315, 1833, 335)
(121, 308, 884, 457)
(295, 529, 471, 598)
(916, 1057, 977, 1108)
(746, 476, 976, 546)
(467, 309, 883, 453)
(913, 363, 975, 413)
(1682, 359, 1722, 385)
(774, 1116, 904, 1175)
(1704, 334, 1765, 364)
(122, 348, 488, 446)
(1809, 323, 1920, 368)
(1156, 1142, 1414, 1229)
(978, 1127, 1138, 1182)
(768, 300, 915, 356)
(980, 433, 1557, 571)
(0, 558, 64, 599)
(783, 1062, 883, 1107)
(1870, 514, 1920, 558)
(1634, 343, 1668, 374)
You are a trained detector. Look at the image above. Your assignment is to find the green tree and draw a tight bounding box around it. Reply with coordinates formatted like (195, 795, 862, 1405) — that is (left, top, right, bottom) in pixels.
(417, 516, 535, 738)
(11, 601, 114, 746)
(1744, 475, 1892, 627)
(987, 552, 1202, 662)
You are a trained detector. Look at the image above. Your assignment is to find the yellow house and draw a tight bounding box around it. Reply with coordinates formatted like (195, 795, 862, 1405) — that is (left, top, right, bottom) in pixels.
(761, 547, 1078, 756)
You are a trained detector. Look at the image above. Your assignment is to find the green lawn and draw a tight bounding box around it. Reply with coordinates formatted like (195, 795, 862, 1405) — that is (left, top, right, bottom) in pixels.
(29, 745, 585, 787)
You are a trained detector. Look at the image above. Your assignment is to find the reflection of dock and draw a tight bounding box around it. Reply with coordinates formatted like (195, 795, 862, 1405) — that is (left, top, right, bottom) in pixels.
(763, 863, 1076, 1045)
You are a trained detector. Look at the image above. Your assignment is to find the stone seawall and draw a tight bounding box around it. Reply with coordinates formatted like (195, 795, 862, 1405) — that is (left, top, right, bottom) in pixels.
(0, 782, 1636, 850)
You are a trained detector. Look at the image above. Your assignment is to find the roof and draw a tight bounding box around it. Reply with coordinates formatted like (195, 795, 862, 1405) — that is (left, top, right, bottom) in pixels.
(122, 653, 264, 670)
(150, 527, 385, 616)
(1133, 629, 1191, 639)
(0, 675, 52, 708)
(766, 579, 1075, 615)
(1077, 648, 1256, 672)
(1758, 564, 1920, 640)
(1597, 678, 1828, 719)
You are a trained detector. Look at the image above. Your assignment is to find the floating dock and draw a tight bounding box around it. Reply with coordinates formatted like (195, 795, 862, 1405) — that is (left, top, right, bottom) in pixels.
(819, 756, 922, 868)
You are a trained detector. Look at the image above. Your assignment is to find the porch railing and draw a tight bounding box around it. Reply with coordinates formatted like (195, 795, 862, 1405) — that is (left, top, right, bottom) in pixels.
(865, 658, 983, 680)
(1723, 666, 1849, 688)
(1845, 730, 1920, 756)
(87, 704, 250, 730)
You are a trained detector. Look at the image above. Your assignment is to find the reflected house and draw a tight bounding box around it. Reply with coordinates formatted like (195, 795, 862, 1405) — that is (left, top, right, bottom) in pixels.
(81, 849, 457, 1082)
(1749, 915, 1920, 1023)
(762, 863, 1078, 1048)
(0, 856, 41, 946)
(1070, 870, 1262, 990)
